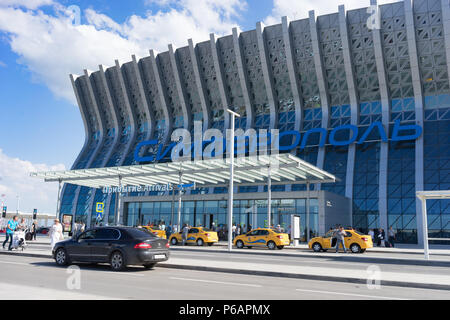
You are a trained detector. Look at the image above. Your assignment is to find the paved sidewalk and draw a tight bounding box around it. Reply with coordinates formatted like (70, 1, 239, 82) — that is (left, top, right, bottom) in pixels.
(13, 235, 450, 256)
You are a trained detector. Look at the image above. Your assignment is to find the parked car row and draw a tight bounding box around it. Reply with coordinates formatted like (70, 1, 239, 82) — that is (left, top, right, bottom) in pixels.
(51, 225, 373, 271)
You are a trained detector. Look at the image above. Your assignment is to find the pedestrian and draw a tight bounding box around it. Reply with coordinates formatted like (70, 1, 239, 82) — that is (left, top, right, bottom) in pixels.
(166, 224, 172, 239)
(377, 228, 385, 247)
(211, 222, 216, 232)
(388, 226, 395, 248)
(17, 218, 27, 231)
(232, 223, 236, 239)
(49, 219, 64, 250)
(368, 229, 375, 241)
(160, 221, 166, 231)
(275, 224, 282, 233)
(2, 216, 19, 251)
(31, 221, 38, 241)
(334, 226, 347, 253)
(181, 224, 189, 246)
(236, 224, 241, 236)
(388, 227, 396, 248)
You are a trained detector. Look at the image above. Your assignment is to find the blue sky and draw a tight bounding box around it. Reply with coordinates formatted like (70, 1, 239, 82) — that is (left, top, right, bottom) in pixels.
(0, 0, 395, 213)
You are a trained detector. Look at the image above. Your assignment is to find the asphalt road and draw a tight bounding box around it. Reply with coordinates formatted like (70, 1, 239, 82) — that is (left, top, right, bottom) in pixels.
(0, 254, 449, 300)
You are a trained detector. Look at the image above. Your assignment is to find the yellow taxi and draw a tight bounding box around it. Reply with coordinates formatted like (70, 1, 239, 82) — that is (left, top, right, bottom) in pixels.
(169, 227, 218, 246)
(234, 228, 290, 250)
(308, 229, 373, 253)
(141, 226, 167, 239)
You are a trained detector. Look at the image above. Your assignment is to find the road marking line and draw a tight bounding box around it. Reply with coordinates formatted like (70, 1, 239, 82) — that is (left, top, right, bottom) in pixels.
(0, 260, 35, 267)
(294, 288, 407, 300)
(169, 277, 262, 288)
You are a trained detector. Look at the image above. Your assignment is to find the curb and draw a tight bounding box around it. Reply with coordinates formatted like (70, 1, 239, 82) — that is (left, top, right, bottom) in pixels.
(1, 250, 449, 291)
(169, 247, 450, 267)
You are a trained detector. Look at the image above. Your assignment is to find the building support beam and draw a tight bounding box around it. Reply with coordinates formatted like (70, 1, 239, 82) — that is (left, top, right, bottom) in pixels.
(282, 16, 304, 133)
(168, 44, 191, 131)
(188, 39, 211, 131)
(338, 5, 359, 212)
(370, 0, 391, 233)
(232, 27, 254, 130)
(256, 22, 278, 130)
(150, 49, 173, 146)
(442, 0, 450, 95)
(209, 33, 231, 130)
(404, 0, 425, 246)
(309, 10, 330, 191)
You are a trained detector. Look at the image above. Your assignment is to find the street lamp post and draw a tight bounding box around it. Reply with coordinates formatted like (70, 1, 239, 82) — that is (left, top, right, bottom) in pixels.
(227, 108, 240, 252)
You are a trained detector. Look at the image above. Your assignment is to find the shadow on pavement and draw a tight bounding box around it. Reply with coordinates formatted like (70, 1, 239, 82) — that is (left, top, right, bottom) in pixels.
(30, 261, 153, 273)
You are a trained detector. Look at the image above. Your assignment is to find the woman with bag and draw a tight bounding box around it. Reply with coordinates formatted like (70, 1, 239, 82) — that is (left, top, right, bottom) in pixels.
(49, 219, 64, 250)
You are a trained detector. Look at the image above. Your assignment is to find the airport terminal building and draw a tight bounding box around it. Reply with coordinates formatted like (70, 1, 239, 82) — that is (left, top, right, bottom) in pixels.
(60, 0, 450, 245)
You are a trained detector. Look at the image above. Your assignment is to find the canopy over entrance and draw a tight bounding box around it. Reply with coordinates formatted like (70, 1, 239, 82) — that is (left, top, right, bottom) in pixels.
(30, 154, 336, 188)
(31, 153, 336, 245)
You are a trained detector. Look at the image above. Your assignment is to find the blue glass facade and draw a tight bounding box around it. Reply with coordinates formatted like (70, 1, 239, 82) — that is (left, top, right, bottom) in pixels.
(124, 198, 319, 241)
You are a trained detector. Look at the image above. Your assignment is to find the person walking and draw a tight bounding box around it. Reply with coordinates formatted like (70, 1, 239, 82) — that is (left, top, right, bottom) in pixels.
(17, 218, 27, 231)
(3, 216, 19, 251)
(166, 224, 172, 239)
(181, 224, 189, 246)
(334, 226, 347, 253)
(31, 221, 38, 241)
(49, 219, 64, 250)
(388, 227, 396, 248)
(377, 228, 385, 247)
(368, 229, 375, 242)
(232, 223, 237, 240)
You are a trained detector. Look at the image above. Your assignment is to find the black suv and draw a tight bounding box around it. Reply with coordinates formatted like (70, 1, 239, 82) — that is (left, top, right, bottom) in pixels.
(52, 226, 170, 271)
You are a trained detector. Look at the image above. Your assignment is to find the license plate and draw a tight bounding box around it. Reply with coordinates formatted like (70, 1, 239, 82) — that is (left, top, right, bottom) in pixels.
(154, 254, 166, 259)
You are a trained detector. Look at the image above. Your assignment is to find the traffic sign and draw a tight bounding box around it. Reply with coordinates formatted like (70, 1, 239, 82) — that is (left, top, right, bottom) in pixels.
(96, 202, 104, 220)
(96, 202, 104, 213)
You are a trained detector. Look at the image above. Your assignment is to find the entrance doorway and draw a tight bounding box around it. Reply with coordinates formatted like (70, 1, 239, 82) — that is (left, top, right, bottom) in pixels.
(203, 214, 214, 229)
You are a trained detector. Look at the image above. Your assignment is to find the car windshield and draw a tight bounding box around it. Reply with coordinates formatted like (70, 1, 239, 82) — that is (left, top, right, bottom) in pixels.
(351, 230, 365, 236)
(126, 228, 156, 239)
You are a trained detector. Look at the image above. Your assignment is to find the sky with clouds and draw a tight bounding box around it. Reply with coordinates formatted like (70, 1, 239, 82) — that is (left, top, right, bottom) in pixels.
(0, 0, 397, 215)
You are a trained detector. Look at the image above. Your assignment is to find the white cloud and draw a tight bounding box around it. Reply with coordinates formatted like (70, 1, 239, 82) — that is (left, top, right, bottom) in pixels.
(0, 1, 246, 105)
(0, 60, 6, 67)
(0, 149, 65, 214)
(0, 0, 54, 10)
(264, 0, 399, 25)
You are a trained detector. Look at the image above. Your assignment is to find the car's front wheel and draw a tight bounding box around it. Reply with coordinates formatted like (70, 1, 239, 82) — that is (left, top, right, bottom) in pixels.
(312, 242, 322, 252)
(236, 240, 244, 249)
(171, 237, 178, 246)
(110, 251, 126, 271)
(55, 248, 70, 266)
(267, 241, 276, 250)
(196, 238, 204, 246)
(350, 243, 361, 253)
